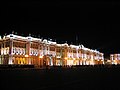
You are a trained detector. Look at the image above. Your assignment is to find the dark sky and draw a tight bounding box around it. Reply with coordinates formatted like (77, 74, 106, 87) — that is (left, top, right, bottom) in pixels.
(1, 1, 120, 58)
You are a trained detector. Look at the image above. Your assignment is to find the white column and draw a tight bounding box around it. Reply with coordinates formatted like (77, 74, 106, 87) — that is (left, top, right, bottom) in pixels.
(8, 38, 13, 64)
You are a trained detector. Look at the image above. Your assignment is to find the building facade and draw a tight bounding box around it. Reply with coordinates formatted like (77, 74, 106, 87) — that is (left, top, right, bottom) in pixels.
(0, 34, 104, 67)
(110, 54, 120, 65)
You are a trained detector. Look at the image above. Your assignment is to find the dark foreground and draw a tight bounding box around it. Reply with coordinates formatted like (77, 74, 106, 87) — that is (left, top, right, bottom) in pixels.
(0, 65, 120, 90)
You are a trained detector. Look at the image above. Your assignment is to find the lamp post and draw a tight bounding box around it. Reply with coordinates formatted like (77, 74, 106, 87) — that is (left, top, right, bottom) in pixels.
(64, 57, 67, 67)
(25, 54, 29, 64)
(39, 55, 43, 68)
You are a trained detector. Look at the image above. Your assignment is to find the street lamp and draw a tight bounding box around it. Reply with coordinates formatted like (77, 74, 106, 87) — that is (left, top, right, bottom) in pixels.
(39, 55, 43, 68)
(25, 54, 29, 64)
(25, 54, 28, 58)
(64, 57, 67, 60)
(39, 56, 43, 59)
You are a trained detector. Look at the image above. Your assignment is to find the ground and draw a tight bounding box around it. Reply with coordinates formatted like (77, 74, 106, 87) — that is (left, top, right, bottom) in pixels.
(0, 65, 120, 90)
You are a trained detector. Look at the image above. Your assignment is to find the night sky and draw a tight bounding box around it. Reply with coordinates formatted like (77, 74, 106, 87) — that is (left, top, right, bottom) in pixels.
(1, 1, 120, 58)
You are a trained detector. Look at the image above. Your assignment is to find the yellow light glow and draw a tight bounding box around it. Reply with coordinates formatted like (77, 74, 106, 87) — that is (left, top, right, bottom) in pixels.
(107, 60, 111, 62)
(39, 56, 43, 58)
(64, 57, 67, 60)
(25, 54, 29, 57)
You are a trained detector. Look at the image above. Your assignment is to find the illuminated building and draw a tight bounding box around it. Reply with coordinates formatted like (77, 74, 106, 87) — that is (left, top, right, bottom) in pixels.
(0, 34, 104, 67)
(110, 54, 120, 65)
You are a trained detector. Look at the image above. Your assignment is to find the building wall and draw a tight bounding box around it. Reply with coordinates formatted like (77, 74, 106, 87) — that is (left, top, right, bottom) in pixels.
(110, 54, 120, 65)
(0, 34, 104, 66)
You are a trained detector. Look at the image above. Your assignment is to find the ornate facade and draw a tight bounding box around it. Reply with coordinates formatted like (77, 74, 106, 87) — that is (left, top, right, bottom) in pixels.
(0, 34, 104, 67)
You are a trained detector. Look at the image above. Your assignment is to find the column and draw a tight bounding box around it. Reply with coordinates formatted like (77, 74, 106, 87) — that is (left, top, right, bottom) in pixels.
(8, 39, 13, 64)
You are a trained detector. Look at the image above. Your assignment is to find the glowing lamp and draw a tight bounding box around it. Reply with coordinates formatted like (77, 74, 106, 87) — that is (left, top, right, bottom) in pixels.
(39, 56, 43, 58)
(25, 55, 29, 57)
(64, 57, 67, 60)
